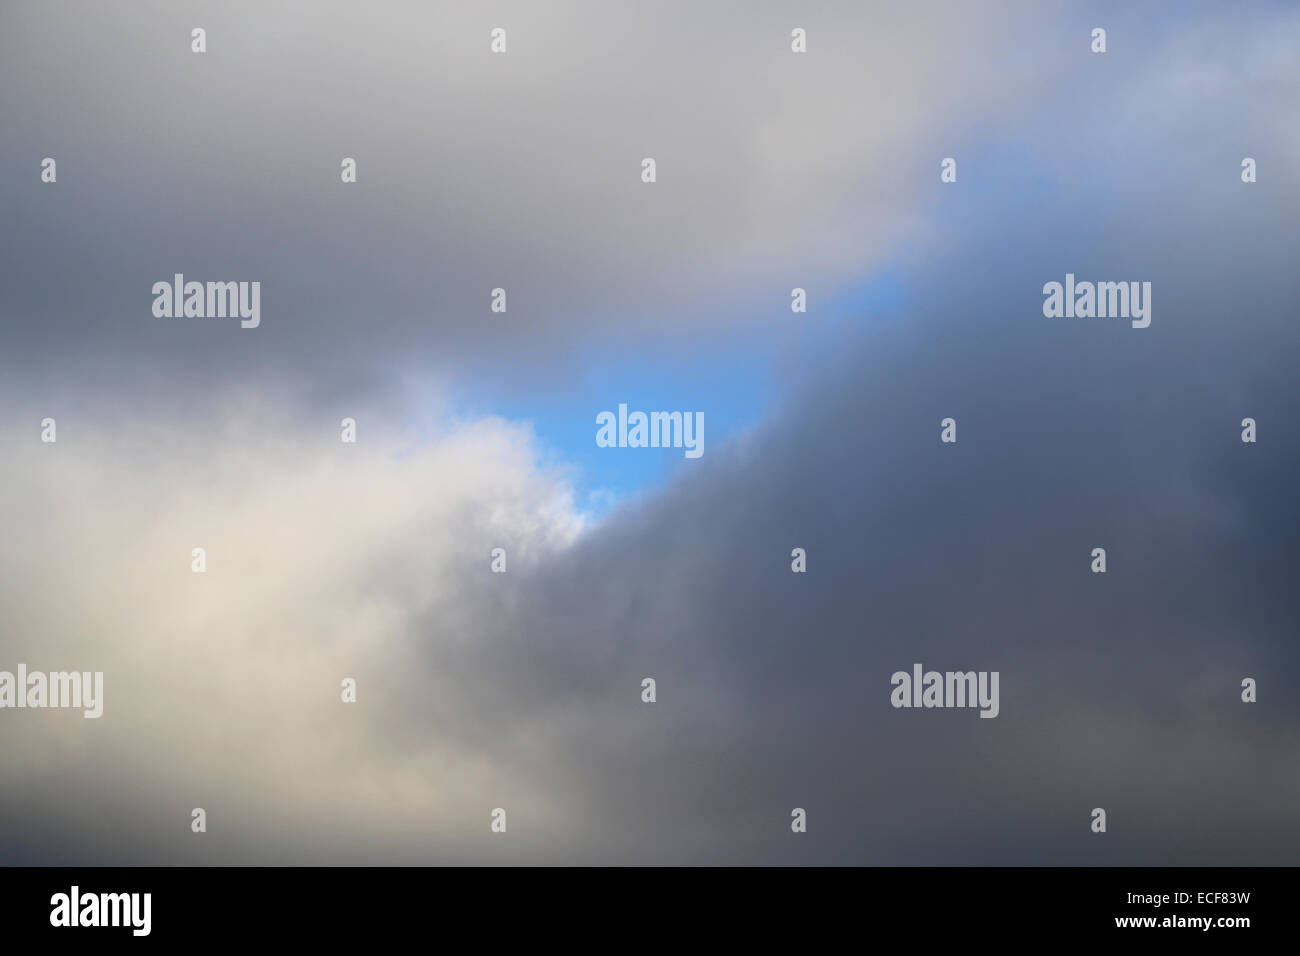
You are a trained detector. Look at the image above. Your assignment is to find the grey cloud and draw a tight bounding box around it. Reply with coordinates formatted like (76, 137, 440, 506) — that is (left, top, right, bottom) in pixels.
(2, 0, 1077, 395)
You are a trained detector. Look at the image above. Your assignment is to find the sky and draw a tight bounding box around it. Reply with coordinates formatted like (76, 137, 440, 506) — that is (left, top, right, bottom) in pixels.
(0, 0, 1297, 865)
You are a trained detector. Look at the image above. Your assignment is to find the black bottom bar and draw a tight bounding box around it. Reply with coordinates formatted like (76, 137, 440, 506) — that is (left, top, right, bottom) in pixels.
(0, 866, 1277, 942)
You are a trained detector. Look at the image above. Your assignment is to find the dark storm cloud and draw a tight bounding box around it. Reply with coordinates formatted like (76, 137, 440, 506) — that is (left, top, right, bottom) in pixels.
(403, 179, 1299, 864)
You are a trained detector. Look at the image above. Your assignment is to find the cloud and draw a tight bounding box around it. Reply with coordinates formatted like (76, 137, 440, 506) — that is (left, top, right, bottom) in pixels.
(0, 0, 1297, 865)
(0, 398, 589, 863)
(1, 0, 1075, 393)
